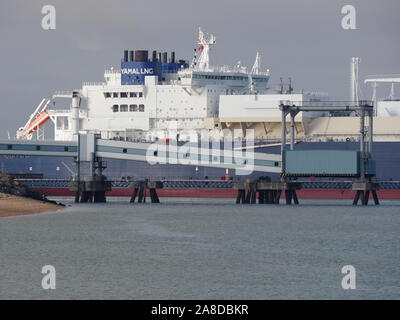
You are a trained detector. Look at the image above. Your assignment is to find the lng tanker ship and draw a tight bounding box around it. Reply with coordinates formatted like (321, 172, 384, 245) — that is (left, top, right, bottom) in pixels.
(2, 28, 400, 198)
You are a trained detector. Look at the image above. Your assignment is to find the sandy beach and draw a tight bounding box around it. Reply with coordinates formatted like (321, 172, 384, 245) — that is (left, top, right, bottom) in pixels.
(0, 193, 63, 218)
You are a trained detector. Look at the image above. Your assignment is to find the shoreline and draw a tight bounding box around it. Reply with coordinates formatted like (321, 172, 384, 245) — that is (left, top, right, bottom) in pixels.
(0, 193, 64, 218)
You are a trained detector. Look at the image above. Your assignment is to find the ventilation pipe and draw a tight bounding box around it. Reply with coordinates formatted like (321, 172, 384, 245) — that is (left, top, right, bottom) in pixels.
(71, 91, 80, 139)
(350, 57, 361, 103)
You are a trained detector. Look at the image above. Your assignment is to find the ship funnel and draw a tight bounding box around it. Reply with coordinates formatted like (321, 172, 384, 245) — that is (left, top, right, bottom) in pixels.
(129, 50, 134, 62)
(171, 51, 175, 63)
(152, 50, 157, 62)
(162, 52, 167, 63)
(135, 50, 148, 62)
(123, 50, 128, 62)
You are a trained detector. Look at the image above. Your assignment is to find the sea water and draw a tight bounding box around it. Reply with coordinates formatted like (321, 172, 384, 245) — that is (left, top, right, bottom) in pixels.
(0, 198, 399, 299)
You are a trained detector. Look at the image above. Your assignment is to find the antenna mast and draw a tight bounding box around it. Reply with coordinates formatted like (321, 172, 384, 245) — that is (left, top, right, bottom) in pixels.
(249, 52, 262, 94)
(196, 27, 216, 71)
(251, 52, 261, 75)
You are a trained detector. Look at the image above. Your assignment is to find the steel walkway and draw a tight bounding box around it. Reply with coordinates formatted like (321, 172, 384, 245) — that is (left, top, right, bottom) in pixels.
(0, 133, 282, 174)
(16, 179, 400, 190)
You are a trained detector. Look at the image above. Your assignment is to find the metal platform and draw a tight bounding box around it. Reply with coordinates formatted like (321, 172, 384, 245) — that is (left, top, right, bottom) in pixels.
(1, 102, 385, 206)
(16, 179, 400, 190)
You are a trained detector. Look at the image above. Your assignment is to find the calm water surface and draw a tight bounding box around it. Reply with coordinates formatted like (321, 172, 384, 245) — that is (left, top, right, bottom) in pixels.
(0, 197, 399, 299)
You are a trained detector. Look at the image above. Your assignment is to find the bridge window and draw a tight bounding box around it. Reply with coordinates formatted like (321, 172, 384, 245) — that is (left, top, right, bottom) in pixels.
(120, 92, 128, 98)
(130, 92, 137, 98)
(36, 146, 41, 151)
(138, 92, 143, 98)
(104, 92, 111, 98)
(120, 104, 128, 112)
(139, 104, 145, 112)
(56, 117, 62, 129)
(56, 116, 69, 130)
(64, 146, 69, 152)
(113, 92, 118, 98)
(7, 144, 12, 150)
(130, 104, 138, 112)
(112, 105, 119, 112)
(123, 148, 127, 153)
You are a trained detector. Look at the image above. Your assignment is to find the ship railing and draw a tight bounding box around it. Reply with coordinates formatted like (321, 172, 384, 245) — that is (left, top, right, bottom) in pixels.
(183, 65, 270, 76)
(16, 178, 400, 184)
(47, 109, 87, 116)
(47, 109, 70, 114)
(82, 82, 106, 86)
(162, 69, 181, 74)
(284, 100, 374, 107)
(104, 69, 121, 74)
(303, 91, 329, 97)
(53, 91, 78, 97)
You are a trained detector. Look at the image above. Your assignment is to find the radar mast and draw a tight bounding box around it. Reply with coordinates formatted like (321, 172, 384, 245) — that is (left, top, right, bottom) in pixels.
(196, 27, 216, 71)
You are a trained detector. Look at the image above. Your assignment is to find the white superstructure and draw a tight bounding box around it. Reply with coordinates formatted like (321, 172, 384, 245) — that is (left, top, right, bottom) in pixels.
(16, 29, 400, 143)
(23, 28, 270, 142)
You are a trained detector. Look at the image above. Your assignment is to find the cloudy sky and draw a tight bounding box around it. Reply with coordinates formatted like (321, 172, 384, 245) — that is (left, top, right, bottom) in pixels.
(0, 0, 398, 138)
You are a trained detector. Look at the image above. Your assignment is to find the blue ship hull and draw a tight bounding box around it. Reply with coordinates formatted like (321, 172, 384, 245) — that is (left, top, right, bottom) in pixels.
(1, 141, 399, 181)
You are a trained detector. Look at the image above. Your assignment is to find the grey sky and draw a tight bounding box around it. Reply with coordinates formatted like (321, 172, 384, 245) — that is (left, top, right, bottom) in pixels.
(0, 0, 399, 138)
